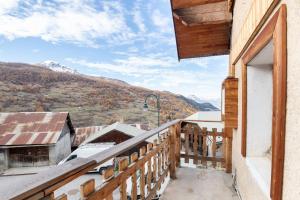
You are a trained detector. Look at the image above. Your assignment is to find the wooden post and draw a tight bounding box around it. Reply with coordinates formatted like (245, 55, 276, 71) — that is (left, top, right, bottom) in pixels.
(225, 128, 233, 173)
(222, 128, 226, 168)
(146, 143, 153, 194)
(139, 147, 146, 199)
(193, 126, 199, 165)
(153, 139, 158, 182)
(175, 123, 181, 167)
(102, 167, 114, 200)
(130, 153, 138, 200)
(160, 136, 165, 171)
(202, 127, 207, 167)
(169, 125, 176, 179)
(184, 125, 190, 163)
(80, 179, 95, 199)
(212, 128, 217, 168)
(119, 158, 129, 200)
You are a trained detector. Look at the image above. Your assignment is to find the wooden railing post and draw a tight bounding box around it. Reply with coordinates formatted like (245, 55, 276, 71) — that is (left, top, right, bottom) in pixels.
(175, 123, 181, 167)
(193, 126, 199, 165)
(212, 128, 217, 168)
(80, 179, 95, 200)
(139, 147, 146, 199)
(102, 167, 114, 200)
(130, 153, 138, 200)
(146, 143, 153, 194)
(169, 125, 177, 179)
(225, 128, 233, 173)
(202, 127, 207, 167)
(119, 158, 129, 200)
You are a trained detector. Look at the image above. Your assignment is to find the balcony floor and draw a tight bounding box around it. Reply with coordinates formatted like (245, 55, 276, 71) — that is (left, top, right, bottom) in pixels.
(161, 167, 239, 200)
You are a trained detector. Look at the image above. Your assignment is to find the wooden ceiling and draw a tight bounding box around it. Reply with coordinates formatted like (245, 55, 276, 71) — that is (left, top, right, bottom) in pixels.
(171, 0, 232, 59)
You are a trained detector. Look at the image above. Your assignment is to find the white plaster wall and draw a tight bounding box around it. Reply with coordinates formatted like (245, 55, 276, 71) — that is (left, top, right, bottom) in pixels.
(231, 1, 300, 200)
(281, 0, 300, 199)
(247, 65, 273, 157)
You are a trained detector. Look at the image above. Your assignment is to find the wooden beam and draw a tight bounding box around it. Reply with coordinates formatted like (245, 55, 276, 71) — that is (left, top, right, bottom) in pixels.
(173, 1, 232, 26)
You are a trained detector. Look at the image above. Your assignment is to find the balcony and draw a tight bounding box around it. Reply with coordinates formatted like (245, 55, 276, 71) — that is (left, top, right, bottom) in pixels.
(0, 119, 236, 200)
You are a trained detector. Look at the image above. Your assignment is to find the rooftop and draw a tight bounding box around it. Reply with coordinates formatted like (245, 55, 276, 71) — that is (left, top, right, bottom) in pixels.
(0, 112, 74, 146)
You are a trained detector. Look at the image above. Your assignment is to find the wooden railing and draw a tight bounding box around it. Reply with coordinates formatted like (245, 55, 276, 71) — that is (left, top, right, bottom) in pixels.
(77, 134, 172, 200)
(1, 119, 232, 200)
(1, 120, 180, 200)
(180, 123, 225, 168)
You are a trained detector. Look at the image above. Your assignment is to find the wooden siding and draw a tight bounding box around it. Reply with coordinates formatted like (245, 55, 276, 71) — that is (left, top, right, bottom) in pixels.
(231, 0, 280, 64)
(222, 77, 238, 131)
(9, 146, 49, 167)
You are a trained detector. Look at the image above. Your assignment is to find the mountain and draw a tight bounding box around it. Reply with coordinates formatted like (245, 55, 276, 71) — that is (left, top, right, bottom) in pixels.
(38, 60, 79, 74)
(0, 62, 218, 128)
(188, 95, 221, 110)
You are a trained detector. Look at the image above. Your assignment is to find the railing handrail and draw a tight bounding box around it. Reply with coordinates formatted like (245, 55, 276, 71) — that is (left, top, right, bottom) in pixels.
(1, 119, 181, 200)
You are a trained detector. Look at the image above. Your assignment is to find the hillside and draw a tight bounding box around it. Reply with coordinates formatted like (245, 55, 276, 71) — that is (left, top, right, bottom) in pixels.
(0, 62, 218, 128)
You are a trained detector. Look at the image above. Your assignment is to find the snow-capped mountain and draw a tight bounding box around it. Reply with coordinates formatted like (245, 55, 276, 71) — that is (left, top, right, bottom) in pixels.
(38, 60, 79, 74)
(188, 95, 221, 109)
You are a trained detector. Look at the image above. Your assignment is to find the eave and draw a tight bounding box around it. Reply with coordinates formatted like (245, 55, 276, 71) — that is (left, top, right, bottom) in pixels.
(170, 0, 232, 60)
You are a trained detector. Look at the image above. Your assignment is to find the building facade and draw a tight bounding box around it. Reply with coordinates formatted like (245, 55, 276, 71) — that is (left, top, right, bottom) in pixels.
(230, 1, 300, 200)
(171, 0, 300, 199)
(0, 112, 75, 171)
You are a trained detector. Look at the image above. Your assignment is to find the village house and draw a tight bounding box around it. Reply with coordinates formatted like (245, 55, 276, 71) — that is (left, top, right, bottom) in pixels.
(0, 112, 75, 171)
(80, 122, 153, 156)
(72, 126, 104, 150)
(72, 123, 150, 150)
(2, 1, 300, 200)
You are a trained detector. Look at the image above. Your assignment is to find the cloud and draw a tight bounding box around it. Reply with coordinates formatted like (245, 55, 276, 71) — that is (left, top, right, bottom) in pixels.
(0, 0, 133, 48)
(132, 0, 146, 33)
(65, 54, 228, 99)
(66, 54, 177, 77)
(151, 9, 172, 33)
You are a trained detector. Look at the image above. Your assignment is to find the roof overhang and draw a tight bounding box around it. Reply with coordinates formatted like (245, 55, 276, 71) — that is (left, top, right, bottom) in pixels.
(170, 0, 233, 59)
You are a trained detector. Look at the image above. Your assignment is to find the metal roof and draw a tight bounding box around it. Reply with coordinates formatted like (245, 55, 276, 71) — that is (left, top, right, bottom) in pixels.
(0, 112, 75, 146)
(81, 122, 147, 145)
(73, 126, 105, 147)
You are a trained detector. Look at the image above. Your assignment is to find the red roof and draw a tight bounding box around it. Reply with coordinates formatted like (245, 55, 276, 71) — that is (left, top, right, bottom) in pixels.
(0, 112, 74, 146)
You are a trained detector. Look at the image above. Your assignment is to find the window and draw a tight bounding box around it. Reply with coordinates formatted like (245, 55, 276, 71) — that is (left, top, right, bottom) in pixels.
(240, 5, 287, 199)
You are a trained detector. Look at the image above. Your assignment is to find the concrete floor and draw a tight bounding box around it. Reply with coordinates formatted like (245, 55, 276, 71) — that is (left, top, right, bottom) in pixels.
(161, 167, 239, 200)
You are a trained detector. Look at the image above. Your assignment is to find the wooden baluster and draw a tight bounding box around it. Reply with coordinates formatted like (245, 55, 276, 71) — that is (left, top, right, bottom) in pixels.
(153, 139, 158, 183)
(212, 128, 217, 168)
(175, 124, 181, 167)
(139, 147, 146, 199)
(202, 127, 207, 167)
(102, 166, 114, 200)
(160, 136, 165, 171)
(193, 126, 199, 165)
(158, 138, 162, 176)
(119, 158, 129, 200)
(146, 143, 153, 195)
(130, 153, 138, 200)
(221, 128, 226, 168)
(169, 125, 176, 179)
(80, 179, 95, 200)
(184, 125, 190, 163)
(55, 194, 67, 200)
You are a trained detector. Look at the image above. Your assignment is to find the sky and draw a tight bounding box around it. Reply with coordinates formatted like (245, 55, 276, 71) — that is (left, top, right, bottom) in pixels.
(0, 0, 228, 101)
